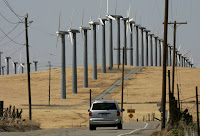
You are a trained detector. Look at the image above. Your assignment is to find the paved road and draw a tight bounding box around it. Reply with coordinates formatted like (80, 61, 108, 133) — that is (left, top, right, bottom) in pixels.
(0, 121, 160, 136)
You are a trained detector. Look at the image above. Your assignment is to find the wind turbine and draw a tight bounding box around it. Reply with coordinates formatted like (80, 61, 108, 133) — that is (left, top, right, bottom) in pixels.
(98, 1, 108, 73)
(89, 16, 100, 80)
(121, 6, 131, 65)
(129, 20, 135, 66)
(0, 52, 3, 75)
(181, 50, 190, 67)
(168, 45, 173, 66)
(79, 9, 91, 88)
(33, 61, 38, 71)
(154, 36, 158, 66)
(4, 57, 11, 75)
(12, 61, 18, 74)
(68, 10, 80, 94)
(106, 0, 116, 69)
(18, 53, 25, 73)
(144, 29, 150, 66)
(139, 26, 146, 66)
(148, 33, 154, 66)
(1, 66, 5, 75)
(135, 24, 141, 66)
(158, 38, 163, 67)
(56, 12, 69, 99)
(109, 0, 123, 68)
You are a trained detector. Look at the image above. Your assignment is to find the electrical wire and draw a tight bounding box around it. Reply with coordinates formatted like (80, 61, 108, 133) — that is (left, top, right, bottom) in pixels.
(0, 23, 20, 41)
(0, 30, 24, 46)
(0, 27, 25, 46)
(8, 45, 25, 57)
(3, 0, 25, 21)
(29, 26, 56, 37)
(0, 12, 19, 24)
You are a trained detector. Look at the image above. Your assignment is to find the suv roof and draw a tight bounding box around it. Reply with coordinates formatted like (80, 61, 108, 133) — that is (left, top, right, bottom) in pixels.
(93, 99, 117, 104)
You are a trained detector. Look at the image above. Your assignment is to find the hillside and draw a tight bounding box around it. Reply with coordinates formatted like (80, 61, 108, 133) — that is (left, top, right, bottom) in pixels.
(0, 65, 199, 129)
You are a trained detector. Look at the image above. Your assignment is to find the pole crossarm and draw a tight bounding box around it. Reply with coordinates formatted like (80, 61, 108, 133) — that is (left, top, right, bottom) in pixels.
(114, 47, 133, 50)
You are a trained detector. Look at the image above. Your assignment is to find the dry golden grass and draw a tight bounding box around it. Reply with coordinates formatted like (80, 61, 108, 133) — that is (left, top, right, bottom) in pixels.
(0, 65, 199, 129)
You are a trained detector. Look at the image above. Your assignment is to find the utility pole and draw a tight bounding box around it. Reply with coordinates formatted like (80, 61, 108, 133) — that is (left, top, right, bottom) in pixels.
(33, 61, 38, 71)
(0, 52, 3, 75)
(161, 0, 169, 129)
(149, 34, 154, 66)
(90, 89, 92, 108)
(25, 14, 32, 120)
(114, 47, 132, 110)
(139, 27, 146, 66)
(196, 86, 200, 136)
(168, 45, 172, 66)
(169, 21, 187, 96)
(177, 84, 180, 109)
(48, 61, 51, 106)
(144, 30, 150, 66)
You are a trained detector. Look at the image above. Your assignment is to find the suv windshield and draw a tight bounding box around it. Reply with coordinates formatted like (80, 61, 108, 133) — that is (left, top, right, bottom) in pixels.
(92, 103, 117, 110)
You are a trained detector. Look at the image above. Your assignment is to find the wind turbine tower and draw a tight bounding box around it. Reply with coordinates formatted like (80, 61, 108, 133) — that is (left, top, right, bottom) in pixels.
(148, 33, 154, 66)
(89, 19, 100, 80)
(68, 28, 80, 94)
(0, 52, 3, 75)
(122, 17, 129, 65)
(80, 12, 91, 88)
(5, 57, 11, 75)
(1, 66, 5, 75)
(12, 62, 18, 74)
(134, 24, 140, 66)
(33, 61, 38, 71)
(139, 27, 146, 66)
(144, 29, 150, 66)
(129, 21, 135, 66)
(158, 38, 163, 66)
(98, 17, 108, 73)
(56, 12, 69, 99)
(154, 36, 158, 66)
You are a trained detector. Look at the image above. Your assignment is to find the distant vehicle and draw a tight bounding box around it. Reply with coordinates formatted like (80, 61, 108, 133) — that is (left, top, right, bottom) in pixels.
(88, 99, 124, 130)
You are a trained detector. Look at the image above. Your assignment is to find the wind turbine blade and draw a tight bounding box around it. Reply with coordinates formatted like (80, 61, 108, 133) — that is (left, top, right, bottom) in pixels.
(17, 65, 20, 72)
(58, 11, 61, 32)
(182, 50, 190, 56)
(108, 15, 116, 20)
(107, 0, 108, 15)
(20, 53, 22, 62)
(70, 9, 74, 29)
(56, 36, 59, 48)
(12, 62, 14, 69)
(128, 5, 131, 18)
(99, 18, 104, 25)
(81, 8, 85, 26)
(115, 0, 117, 15)
(178, 44, 181, 51)
(4, 58, 7, 66)
(69, 32, 73, 45)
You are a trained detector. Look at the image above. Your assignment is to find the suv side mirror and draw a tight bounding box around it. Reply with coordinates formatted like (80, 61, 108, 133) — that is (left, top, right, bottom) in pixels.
(121, 109, 125, 112)
(88, 109, 90, 112)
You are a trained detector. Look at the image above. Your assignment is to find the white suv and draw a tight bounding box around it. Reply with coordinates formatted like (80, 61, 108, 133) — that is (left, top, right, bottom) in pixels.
(88, 99, 124, 130)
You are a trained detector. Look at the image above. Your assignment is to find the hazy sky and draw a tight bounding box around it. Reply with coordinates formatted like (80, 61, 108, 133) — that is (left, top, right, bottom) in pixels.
(0, 0, 199, 74)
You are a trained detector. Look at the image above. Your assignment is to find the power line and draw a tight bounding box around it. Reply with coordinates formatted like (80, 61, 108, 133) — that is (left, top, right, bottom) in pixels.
(0, 26, 25, 46)
(3, 0, 25, 21)
(0, 23, 20, 41)
(29, 26, 56, 37)
(0, 12, 19, 24)
(8, 45, 25, 57)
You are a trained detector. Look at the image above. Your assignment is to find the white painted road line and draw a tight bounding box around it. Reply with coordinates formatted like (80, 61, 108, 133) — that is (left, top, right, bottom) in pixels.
(117, 122, 149, 136)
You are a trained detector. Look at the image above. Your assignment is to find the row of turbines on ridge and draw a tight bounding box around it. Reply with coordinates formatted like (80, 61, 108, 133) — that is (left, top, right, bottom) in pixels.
(56, 1, 193, 99)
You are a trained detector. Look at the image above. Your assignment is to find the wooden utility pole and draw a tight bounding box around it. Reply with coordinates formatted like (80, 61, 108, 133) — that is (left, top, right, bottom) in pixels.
(25, 14, 32, 120)
(161, 0, 169, 129)
(114, 47, 132, 110)
(168, 21, 187, 96)
(48, 61, 51, 106)
(196, 86, 200, 136)
(90, 89, 92, 108)
(177, 84, 180, 109)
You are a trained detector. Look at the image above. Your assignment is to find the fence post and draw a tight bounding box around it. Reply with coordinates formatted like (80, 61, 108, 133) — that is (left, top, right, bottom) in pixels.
(0, 101, 3, 117)
(196, 86, 199, 136)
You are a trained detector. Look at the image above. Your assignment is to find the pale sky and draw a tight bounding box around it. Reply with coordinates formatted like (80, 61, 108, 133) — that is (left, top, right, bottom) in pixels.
(0, 0, 199, 74)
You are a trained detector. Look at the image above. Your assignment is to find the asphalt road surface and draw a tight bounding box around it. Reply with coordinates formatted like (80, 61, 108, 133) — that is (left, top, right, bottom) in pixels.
(0, 121, 160, 136)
